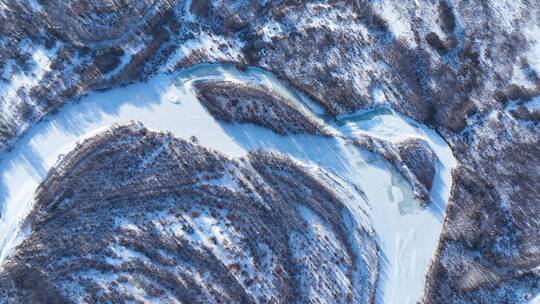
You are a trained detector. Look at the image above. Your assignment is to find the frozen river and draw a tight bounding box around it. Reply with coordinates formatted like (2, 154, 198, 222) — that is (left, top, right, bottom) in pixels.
(0, 64, 455, 304)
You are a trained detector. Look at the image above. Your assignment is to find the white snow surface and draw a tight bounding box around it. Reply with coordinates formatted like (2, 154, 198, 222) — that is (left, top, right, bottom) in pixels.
(525, 25, 540, 80)
(373, 1, 415, 44)
(0, 64, 455, 304)
(0, 44, 56, 115)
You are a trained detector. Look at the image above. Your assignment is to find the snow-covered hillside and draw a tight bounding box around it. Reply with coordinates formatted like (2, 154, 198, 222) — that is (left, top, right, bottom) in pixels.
(0, 0, 538, 303)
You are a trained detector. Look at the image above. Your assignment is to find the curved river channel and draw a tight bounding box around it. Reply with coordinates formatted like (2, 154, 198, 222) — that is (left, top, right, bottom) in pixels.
(0, 64, 455, 304)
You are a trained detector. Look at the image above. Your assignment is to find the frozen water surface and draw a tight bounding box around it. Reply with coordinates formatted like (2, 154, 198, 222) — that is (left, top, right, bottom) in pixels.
(0, 64, 455, 304)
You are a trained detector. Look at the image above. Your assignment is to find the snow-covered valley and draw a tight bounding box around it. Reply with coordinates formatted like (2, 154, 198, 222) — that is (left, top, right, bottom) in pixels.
(0, 64, 455, 303)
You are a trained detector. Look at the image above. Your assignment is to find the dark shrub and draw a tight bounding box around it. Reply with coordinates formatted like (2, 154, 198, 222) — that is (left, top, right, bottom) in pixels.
(505, 84, 533, 101)
(494, 90, 508, 103)
(370, 13, 389, 33)
(92, 53, 121, 74)
(530, 110, 540, 121)
(438, 0, 456, 33)
(426, 32, 447, 52)
(510, 105, 531, 120)
(190, 0, 210, 17)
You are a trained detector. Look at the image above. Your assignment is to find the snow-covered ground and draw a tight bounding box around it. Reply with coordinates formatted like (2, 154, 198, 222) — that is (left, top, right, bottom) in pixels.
(0, 64, 455, 304)
(0, 44, 57, 117)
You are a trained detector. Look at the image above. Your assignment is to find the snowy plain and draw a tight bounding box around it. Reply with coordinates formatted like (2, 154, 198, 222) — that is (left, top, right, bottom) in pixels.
(0, 64, 455, 304)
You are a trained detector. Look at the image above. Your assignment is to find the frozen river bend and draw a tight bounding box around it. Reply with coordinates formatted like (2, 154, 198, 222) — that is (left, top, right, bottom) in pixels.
(0, 64, 455, 303)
